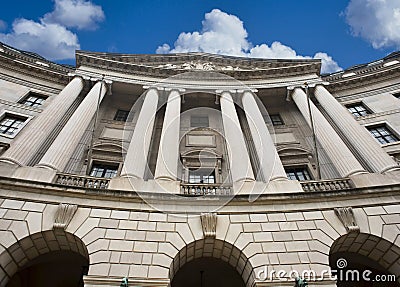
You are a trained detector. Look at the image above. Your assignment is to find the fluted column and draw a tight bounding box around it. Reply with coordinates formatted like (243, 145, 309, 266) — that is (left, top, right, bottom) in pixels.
(0, 76, 84, 166)
(220, 91, 255, 182)
(154, 89, 181, 181)
(37, 81, 107, 171)
(242, 91, 287, 181)
(292, 87, 366, 177)
(314, 85, 400, 174)
(121, 88, 159, 179)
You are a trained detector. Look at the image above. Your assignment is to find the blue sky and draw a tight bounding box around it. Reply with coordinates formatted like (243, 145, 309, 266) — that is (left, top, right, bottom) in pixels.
(1, 0, 400, 73)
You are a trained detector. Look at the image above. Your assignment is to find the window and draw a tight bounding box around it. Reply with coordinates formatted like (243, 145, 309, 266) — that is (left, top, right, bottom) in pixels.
(114, 110, 129, 122)
(188, 169, 215, 184)
(393, 92, 400, 98)
(90, 163, 118, 178)
(191, 116, 209, 128)
(285, 167, 312, 181)
(0, 114, 27, 136)
(346, 103, 371, 117)
(20, 93, 46, 108)
(269, 114, 284, 126)
(367, 125, 399, 144)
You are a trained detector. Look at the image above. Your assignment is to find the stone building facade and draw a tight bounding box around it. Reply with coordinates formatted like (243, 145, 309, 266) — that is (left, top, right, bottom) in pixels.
(0, 42, 399, 286)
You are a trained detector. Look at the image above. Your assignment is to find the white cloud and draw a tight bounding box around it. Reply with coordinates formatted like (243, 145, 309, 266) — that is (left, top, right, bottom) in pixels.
(0, 0, 104, 60)
(0, 20, 7, 31)
(345, 0, 400, 49)
(0, 19, 80, 60)
(43, 0, 105, 30)
(157, 9, 342, 74)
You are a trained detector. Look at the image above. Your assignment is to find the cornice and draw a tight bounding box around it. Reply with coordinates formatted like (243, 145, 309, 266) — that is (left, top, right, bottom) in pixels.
(323, 57, 400, 93)
(0, 72, 62, 94)
(0, 43, 72, 85)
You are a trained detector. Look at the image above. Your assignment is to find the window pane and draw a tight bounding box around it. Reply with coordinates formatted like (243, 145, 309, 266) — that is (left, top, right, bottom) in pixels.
(346, 103, 371, 117)
(0, 115, 26, 136)
(269, 114, 284, 126)
(368, 125, 399, 144)
(21, 93, 46, 107)
(114, 110, 130, 121)
(285, 167, 312, 181)
(90, 164, 118, 178)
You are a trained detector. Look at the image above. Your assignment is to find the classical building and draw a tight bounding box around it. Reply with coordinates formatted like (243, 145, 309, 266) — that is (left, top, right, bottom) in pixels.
(0, 41, 399, 287)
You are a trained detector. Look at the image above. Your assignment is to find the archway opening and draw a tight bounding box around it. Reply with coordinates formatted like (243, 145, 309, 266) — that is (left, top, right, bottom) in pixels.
(171, 257, 246, 287)
(170, 239, 255, 287)
(7, 250, 88, 287)
(330, 233, 400, 287)
(0, 230, 89, 287)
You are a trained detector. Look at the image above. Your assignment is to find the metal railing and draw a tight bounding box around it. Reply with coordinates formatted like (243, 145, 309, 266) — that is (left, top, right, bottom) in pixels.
(301, 178, 352, 192)
(181, 183, 232, 195)
(54, 173, 110, 189)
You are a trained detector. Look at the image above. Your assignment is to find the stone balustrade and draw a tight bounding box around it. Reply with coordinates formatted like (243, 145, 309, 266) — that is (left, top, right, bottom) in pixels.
(54, 173, 110, 189)
(301, 178, 353, 192)
(181, 183, 232, 196)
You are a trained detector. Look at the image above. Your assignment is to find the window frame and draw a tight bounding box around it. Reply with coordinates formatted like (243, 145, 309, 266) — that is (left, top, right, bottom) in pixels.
(190, 115, 209, 128)
(0, 111, 31, 139)
(285, 166, 313, 181)
(113, 109, 130, 122)
(366, 123, 400, 145)
(345, 102, 372, 117)
(188, 168, 216, 184)
(89, 162, 120, 178)
(19, 92, 47, 108)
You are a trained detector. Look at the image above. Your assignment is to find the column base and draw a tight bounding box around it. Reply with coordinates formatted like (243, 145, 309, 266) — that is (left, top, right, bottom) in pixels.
(11, 166, 57, 183)
(233, 179, 303, 197)
(109, 176, 181, 194)
(350, 172, 400, 188)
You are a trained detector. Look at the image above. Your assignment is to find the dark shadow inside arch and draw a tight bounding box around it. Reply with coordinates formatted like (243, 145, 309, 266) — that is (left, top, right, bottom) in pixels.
(169, 239, 255, 287)
(7, 250, 88, 287)
(330, 233, 400, 287)
(171, 257, 245, 287)
(1, 230, 89, 287)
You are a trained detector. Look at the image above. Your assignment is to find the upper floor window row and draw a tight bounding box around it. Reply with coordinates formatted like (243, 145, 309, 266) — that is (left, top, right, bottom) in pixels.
(20, 93, 47, 108)
(367, 125, 399, 144)
(191, 115, 209, 128)
(346, 103, 371, 117)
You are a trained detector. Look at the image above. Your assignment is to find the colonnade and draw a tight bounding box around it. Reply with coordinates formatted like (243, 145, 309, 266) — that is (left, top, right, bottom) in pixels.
(1, 76, 398, 185)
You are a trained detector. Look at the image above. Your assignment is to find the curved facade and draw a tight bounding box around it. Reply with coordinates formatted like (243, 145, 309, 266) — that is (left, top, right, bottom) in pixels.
(0, 42, 400, 286)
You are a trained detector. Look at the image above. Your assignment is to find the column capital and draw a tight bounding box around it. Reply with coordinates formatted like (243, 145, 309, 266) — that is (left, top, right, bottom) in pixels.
(142, 86, 165, 91)
(164, 87, 185, 93)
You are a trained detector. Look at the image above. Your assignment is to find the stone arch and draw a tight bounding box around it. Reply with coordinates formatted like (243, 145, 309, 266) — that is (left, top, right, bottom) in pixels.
(0, 229, 89, 287)
(169, 238, 256, 287)
(330, 232, 400, 283)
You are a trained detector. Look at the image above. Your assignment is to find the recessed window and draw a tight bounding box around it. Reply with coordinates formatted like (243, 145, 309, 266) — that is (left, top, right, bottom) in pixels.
(393, 92, 400, 98)
(346, 103, 371, 117)
(188, 169, 215, 184)
(90, 163, 118, 178)
(285, 167, 312, 181)
(0, 114, 27, 136)
(367, 125, 399, 144)
(114, 110, 129, 122)
(20, 93, 47, 108)
(191, 115, 209, 128)
(269, 114, 284, 126)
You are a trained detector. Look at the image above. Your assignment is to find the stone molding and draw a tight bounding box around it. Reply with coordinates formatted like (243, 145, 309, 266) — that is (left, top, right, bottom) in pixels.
(334, 207, 360, 233)
(200, 213, 217, 238)
(53, 203, 78, 230)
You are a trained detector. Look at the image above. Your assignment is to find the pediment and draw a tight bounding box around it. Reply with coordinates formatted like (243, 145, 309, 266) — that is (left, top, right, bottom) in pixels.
(76, 51, 322, 79)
